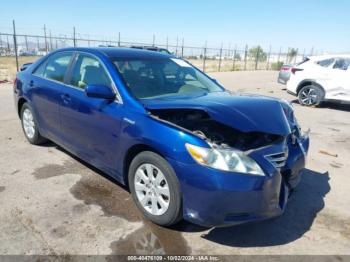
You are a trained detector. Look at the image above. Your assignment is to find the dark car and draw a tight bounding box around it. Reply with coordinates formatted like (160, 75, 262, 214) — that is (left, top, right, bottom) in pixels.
(14, 47, 309, 227)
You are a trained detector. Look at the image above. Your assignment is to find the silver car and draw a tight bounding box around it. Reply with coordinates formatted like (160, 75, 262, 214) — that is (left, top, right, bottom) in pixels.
(278, 64, 293, 84)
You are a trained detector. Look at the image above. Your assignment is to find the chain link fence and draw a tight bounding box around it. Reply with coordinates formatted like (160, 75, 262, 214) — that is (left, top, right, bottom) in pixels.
(0, 22, 312, 82)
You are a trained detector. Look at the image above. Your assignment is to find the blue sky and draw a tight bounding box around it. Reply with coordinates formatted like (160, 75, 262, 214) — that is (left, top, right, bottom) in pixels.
(0, 0, 349, 53)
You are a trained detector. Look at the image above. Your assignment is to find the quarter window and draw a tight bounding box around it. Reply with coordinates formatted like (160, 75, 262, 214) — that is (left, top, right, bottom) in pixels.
(33, 60, 47, 77)
(33, 53, 72, 82)
(70, 54, 112, 89)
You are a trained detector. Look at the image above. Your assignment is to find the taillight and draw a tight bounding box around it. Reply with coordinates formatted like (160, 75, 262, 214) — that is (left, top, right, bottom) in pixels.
(291, 68, 303, 74)
(13, 78, 17, 90)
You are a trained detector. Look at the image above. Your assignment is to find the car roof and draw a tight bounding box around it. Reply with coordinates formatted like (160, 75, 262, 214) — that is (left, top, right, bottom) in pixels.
(308, 54, 350, 60)
(54, 47, 173, 59)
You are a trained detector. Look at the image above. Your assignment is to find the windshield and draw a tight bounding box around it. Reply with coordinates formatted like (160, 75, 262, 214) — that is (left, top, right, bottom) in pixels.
(111, 57, 224, 99)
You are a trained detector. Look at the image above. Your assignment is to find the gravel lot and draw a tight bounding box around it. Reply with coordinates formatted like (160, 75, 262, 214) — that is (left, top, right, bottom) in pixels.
(0, 70, 349, 256)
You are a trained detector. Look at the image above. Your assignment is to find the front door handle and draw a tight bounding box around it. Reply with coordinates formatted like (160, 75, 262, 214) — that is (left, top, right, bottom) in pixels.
(61, 93, 71, 103)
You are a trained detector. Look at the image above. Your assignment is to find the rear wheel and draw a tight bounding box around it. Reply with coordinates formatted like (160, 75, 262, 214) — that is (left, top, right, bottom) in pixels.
(128, 151, 182, 226)
(298, 85, 324, 106)
(20, 103, 47, 145)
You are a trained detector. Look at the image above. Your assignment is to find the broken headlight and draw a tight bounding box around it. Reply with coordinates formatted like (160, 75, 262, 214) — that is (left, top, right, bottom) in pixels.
(185, 143, 265, 176)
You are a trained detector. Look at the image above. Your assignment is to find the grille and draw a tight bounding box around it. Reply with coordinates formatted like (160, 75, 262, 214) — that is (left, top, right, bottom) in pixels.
(265, 151, 288, 169)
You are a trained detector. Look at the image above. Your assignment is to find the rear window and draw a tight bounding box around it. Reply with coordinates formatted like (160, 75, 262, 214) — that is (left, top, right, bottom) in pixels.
(316, 58, 335, 67)
(296, 57, 310, 66)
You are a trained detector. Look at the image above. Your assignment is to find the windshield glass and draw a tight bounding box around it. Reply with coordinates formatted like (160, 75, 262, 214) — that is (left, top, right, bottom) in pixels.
(111, 57, 224, 99)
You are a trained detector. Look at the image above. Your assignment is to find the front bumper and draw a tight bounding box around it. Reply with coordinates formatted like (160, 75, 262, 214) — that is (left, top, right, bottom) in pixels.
(170, 135, 309, 227)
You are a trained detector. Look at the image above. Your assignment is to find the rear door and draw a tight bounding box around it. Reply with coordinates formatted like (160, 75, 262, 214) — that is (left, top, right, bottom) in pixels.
(326, 58, 350, 101)
(59, 52, 124, 175)
(30, 52, 73, 140)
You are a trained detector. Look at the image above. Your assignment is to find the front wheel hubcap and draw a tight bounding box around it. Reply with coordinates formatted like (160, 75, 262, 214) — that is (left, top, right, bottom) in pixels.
(22, 108, 35, 139)
(134, 163, 170, 216)
(300, 87, 318, 105)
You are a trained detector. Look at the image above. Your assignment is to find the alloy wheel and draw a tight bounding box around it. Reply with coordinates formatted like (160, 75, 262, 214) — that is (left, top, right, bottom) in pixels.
(299, 87, 319, 105)
(134, 163, 170, 216)
(22, 108, 35, 139)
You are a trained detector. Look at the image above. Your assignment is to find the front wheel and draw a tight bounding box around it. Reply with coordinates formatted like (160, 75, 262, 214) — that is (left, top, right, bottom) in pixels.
(298, 85, 324, 106)
(128, 151, 182, 226)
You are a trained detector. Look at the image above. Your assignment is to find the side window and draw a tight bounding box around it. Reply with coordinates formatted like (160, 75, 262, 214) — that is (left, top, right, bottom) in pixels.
(316, 58, 335, 67)
(333, 59, 350, 71)
(33, 60, 47, 77)
(70, 54, 112, 89)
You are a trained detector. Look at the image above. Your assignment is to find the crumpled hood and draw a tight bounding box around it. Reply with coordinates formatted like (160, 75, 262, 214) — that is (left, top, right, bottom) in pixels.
(142, 92, 291, 136)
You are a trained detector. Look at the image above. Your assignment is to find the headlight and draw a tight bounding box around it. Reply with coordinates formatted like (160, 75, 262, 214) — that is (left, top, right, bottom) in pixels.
(185, 143, 265, 176)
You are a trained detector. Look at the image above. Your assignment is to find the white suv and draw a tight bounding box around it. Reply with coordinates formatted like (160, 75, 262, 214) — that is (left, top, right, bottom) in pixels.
(287, 55, 350, 106)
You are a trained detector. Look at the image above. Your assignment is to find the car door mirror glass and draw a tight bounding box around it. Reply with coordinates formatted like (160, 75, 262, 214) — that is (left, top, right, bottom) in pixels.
(85, 85, 116, 100)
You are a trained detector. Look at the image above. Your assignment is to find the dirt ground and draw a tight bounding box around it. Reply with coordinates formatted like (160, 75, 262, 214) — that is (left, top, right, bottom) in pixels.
(0, 56, 40, 82)
(0, 71, 349, 256)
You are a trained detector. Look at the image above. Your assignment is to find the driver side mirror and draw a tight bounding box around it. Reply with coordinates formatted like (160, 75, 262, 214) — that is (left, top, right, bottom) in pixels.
(85, 85, 116, 100)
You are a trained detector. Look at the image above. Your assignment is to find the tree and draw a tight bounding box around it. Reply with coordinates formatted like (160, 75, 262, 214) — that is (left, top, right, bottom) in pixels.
(249, 46, 267, 62)
(288, 48, 298, 63)
(233, 53, 241, 61)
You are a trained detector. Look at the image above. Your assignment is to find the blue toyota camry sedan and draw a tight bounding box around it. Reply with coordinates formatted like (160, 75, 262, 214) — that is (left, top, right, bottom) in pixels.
(14, 47, 309, 227)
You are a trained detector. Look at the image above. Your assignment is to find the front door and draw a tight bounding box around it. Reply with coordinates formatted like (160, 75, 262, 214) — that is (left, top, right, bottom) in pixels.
(59, 53, 124, 175)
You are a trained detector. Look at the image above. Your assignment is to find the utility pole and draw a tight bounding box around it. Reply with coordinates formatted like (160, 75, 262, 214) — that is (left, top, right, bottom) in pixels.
(181, 38, 184, 58)
(118, 32, 121, 47)
(232, 44, 237, 71)
(43, 24, 48, 52)
(25, 35, 29, 51)
(218, 42, 223, 72)
(73, 26, 76, 47)
(277, 46, 281, 62)
(49, 30, 53, 51)
(310, 46, 314, 56)
(294, 48, 299, 63)
(152, 34, 155, 47)
(266, 45, 271, 70)
(175, 36, 178, 56)
(244, 44, 248, 71)
(13, 20, 19, 71)
(255, 46, 260, 70)
(7, 35, 10, 51)
(203, 41, 207, 72)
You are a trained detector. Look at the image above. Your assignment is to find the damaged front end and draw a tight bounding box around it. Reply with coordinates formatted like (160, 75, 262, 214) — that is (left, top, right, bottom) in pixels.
(149, 106, 309, 188)
(149, 108, 284, 151)
(142, 94, 309, 226)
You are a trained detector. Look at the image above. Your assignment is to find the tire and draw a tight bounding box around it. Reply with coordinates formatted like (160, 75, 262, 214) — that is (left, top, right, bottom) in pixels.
(298, 85, 324, 107)
(20, 103, 47, 145)
(128, 151, 182, 226)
